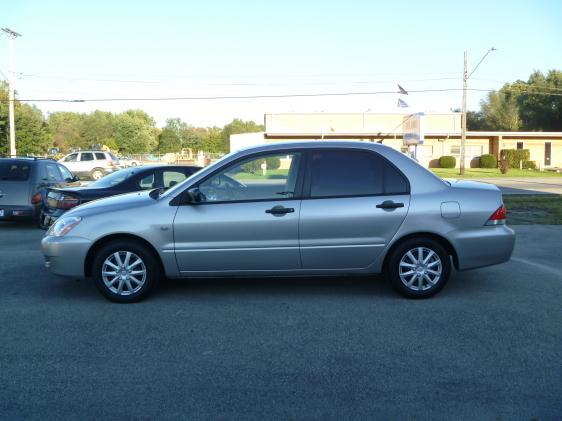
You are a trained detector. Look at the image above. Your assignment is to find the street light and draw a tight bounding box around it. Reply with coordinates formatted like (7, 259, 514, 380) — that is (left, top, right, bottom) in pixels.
(1, 28, 22, 157)
(460, 47, 496, 175)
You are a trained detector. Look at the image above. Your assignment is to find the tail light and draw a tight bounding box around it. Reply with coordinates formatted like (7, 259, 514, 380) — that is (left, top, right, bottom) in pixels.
(485, 204, 507, 225)
(58, 194, 80, 210)
(31, 192, 43, 205)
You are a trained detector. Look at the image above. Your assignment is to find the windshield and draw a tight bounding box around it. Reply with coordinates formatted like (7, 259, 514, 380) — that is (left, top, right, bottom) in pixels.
(89, 168, 137, 188)
(160, 151, 237, 198)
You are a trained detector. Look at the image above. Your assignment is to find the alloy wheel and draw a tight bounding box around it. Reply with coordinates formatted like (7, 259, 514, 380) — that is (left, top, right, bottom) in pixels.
(398, 247, 443, 291)
(101, 251, 147, 296)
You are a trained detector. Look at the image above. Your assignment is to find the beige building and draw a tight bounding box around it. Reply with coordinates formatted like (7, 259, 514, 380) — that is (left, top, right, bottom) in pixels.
(230, 113, 562, 170)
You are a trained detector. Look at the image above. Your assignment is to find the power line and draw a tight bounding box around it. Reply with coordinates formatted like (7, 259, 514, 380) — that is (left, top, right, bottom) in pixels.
(3, 87, 562, 104)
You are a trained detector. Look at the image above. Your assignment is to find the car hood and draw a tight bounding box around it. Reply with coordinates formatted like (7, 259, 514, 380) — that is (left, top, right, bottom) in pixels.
(64, 190, 156, 218)
(446, 179, 501, 192)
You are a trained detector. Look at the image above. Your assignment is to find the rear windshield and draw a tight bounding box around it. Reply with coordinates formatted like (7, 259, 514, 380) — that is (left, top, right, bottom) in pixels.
(89, 167, 136, 188)
(0, 161, 32, 181)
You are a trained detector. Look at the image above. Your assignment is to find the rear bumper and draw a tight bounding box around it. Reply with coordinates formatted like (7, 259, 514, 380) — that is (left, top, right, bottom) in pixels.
(39, 208, 66, 229)
(0, 205, 39, 221)
(41, 235, 92, 279)
(450, 225, 515, 271)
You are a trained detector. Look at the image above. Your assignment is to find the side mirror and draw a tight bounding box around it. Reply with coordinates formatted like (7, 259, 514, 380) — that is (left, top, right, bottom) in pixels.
(186, 187, 202, 204)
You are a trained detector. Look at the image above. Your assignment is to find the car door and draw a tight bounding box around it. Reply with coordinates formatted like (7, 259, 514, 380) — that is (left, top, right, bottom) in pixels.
(299, 149, 410, 270)
(79, 152, 95, 172)
(172, 151, 304, 273)
(59, 153, 79, 173)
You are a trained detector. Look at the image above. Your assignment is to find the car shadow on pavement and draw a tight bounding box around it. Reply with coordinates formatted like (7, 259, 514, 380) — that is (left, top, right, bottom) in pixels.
(157, 275, 397, 300)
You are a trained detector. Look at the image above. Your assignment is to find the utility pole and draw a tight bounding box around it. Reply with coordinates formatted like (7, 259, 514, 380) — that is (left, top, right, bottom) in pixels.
(459, 47, 496, 175)
(2, 28, 22, 157)
(460, 51, 468, 175)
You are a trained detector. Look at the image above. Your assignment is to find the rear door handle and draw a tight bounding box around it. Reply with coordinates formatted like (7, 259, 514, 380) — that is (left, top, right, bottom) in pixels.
(266, 206, 295, 215)
(376, 200, 404, 210)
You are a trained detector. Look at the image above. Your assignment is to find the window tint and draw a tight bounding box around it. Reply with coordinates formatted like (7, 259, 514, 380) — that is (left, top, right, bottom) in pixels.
(58, 165, 73, 180)
(64, 153, 78, 162)
(45, 163, 61, 181)
(198, 152, 302, 202)
(138, 173, 156, 189)
(308, 150, 408, 198)
(0, 162, 31, 181)
(81, 152, 94, 161)
(163, 171, 187, 188)
(95, 152, 106, 160)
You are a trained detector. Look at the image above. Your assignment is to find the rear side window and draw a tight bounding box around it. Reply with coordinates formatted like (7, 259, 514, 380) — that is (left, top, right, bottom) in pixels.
(308, 150, 409, 198)
(81, 152, 94, 161)
(163, 171, 187, 188)
(95, 153, 106, 160)
(0, 162, 32, 181)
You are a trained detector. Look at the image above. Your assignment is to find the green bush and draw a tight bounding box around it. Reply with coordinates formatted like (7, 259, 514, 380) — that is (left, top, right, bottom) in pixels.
(439, 156, 456, 168)
(522, 160, 537, 170)
(265, 156, 281, 170)
(499, 157, 510, 174)
(479, 154, 497, 168)
(500, 149, 530, 168)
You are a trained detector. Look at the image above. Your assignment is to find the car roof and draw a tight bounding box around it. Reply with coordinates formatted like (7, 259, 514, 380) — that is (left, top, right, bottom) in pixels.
(234, 140, 389, 154)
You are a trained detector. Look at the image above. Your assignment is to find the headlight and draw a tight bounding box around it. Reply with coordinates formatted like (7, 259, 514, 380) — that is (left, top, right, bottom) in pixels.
(47, 216, 82, 237)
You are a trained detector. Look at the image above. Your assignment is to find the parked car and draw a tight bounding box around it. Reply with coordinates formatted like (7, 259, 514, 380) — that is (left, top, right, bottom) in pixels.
(42, 142, 515, 302)
(40, 165, 201, 228)
(117, 156, 142, 167)
(0, 157, 78, 222)
(58, 150, 120, 180)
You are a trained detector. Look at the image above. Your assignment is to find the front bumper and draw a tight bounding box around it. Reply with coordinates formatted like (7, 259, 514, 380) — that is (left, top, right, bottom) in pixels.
(41, 235, 92, 279)
(450, 224, 515, 271)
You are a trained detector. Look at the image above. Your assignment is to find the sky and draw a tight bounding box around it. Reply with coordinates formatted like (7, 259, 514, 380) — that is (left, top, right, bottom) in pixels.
(1, 0, 561, 127)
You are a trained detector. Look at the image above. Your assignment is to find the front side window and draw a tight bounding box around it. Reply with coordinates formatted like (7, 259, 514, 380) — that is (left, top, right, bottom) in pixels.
(308, 150, 408, 198)
(138, 173, 156, 189)
(198, 152, 302, 202)
(45, 164, 61, 181)
(58, 165, 73, 181)
(64, 153, 78, 162)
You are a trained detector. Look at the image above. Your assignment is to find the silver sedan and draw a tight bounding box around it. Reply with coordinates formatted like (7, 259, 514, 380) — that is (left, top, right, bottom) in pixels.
(42, 142, 515, 302)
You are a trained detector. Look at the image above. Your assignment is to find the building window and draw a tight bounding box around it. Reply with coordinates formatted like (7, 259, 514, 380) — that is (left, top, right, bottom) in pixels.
(517, 142, 524, 149)
(450, 145, 460, 155)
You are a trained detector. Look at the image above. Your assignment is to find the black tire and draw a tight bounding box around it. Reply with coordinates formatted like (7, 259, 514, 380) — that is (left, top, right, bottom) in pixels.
(387, 237, 451, 298)
(92, 240, 160, 303)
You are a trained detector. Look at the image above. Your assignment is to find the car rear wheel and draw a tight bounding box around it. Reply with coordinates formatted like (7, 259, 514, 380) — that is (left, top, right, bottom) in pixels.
(90, 168, 104, 180)
(92, 241, 160, 302)
(387, 238, 451, 298)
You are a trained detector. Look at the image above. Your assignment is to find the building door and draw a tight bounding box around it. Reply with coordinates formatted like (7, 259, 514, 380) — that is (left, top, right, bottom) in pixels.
(545, 142, 552, 167)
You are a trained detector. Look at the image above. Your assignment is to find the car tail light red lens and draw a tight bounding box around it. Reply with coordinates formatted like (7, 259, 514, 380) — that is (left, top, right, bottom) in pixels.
(486, 204, 507, 225)
(31, 192, 43, 205)
(59, 194, 80, 210)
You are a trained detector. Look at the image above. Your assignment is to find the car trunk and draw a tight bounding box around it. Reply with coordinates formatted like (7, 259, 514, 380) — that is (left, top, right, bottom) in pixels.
(0, 161, 34, 207)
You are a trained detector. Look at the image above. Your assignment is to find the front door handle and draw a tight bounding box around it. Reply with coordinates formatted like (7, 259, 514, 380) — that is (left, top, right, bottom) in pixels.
(376, 200, 404, 210)
(266, 205, 295, 215)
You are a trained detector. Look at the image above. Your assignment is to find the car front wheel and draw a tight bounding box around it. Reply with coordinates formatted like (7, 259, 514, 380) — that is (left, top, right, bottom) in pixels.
(92, 241, 160, 302)
(387, 238, 451, 298)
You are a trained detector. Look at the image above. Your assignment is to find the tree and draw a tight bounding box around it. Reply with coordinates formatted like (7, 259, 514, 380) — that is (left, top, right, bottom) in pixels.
(80, 110, 115, 148)
(158, 118, 184, 152)
(47, 112, 84, 151)
(517, 70, 562, 131)
(114, 112, 157, 153)
(480, 89, 521, 131)
(0, 82, 50, 155)
(221, 119, 264, 152)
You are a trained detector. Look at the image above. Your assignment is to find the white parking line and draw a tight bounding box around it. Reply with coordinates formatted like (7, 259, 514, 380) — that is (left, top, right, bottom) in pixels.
(511, 257, 560, 278)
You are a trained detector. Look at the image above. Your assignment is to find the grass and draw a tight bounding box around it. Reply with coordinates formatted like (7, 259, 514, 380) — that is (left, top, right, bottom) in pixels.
(503, 195, 562, 225)
(431, 168, 562, 178)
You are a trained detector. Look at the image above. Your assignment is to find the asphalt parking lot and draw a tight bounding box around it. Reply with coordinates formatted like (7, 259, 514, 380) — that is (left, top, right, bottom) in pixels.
(0, 223, 561, 420)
